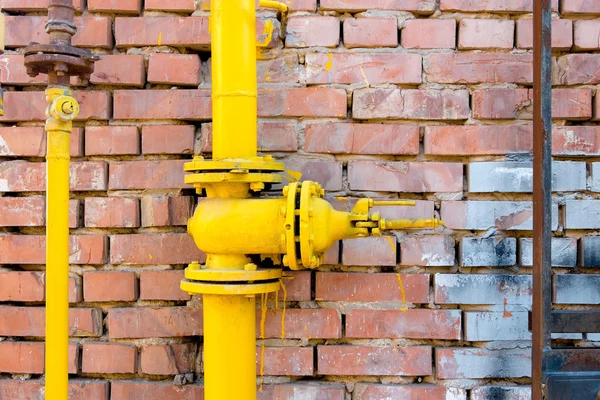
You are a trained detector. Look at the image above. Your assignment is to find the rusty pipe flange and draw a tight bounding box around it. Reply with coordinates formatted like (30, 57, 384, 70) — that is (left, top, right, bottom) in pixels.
(24, 44, 100, 80)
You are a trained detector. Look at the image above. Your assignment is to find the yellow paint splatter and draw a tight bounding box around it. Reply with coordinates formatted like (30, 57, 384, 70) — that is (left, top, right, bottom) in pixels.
(148, 254, 153, 259)
(325, 53, 333, 72)
(336, 197, 348, 201)
(385, 236, 396, 254)
(359, 66, 369, 87)
(258, 293, 268, 392)
(257, 20, 274, 47)
(265, 71, 271, 82)
(280, 278, 287, 339)
(283, 169, 302, 182)
(396, 274, 407, 312)
(157, 32, 162, 46)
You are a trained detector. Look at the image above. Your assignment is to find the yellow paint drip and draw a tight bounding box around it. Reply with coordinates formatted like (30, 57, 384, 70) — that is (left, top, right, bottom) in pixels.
(148, 254, 153, 259)
(283, 169, 302, 182)
(396, 274, 407, 312)
(157, 32, 162, 46)
(325, 53, 333, 72)
(359, 66, 369, 86)
(257, 20, 274, 47)
(280, 278, 287, 339)
(259, 293, 268, 392)
(385, 236, 396, 254)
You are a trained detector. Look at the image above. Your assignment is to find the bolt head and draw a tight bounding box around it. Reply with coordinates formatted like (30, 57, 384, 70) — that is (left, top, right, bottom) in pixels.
(244, 263, 257, 271)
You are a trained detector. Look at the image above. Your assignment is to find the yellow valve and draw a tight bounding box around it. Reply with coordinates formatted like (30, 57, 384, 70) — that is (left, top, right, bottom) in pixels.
(49, 95, 79, 121)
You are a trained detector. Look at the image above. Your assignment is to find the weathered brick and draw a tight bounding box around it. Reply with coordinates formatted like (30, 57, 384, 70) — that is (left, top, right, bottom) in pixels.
(464, 311, 530, 341)
(278, 271, 311, 302)
(516, 18, 573, 50)
(111, 381, 204, 399)
(353, 89, 470, 120)
(0, 0, 83, 11)
(114, 90, 211, 120)
(0, 271, 44, 301)
(436, 348, 530, 379)
(582, 236, 600, 267)
(555, 54, 600, 85)
(425, 125, 533, 155)
(110, 233, 204, 265)
(260, 309, 342, 339)
(304, 123, 419, 155)
(321, 0, 436, 13)
(259, 88, 347, 118)
(574, 20, 600, 50)
(402, 19, 456, 49)
(85, 197, 140, 228)
(400, 235, 455, 266)
(85, 126, 140, 156)
(281, 159, 342, 191)
(554, 126, 600, 155)
(565, 200, 600, 229)
(591, 163, 600, 191)
(343, 18, 398, 48)
(82, 343, 137, 374)
(0, 342, 44, 374)
(348, 161, 463, 193)
(426, 53, 532, 84)
(141, 343, 196, 375)
(145, 0, 195, 12)
(259, 383, 345, 400)
(554, 274, 600, 304)
(353, 384, 466, 400)
(0, 380, 108, 400)
(0, 196, 44, 227)
(458, 19, 514, 50)
(305, 53, 421, 84)
(442, 0, 557, 12)
(140, 270, 190, 301)
(147, 54, 201, 86)
(0, 306, 102, 337)
(346, 309, 461, 340)
(0, 91, 111, 122)
(318, 345, 432, 376)
(141, 196, 193, 227)
(316, 272, 430, 303)
(435, 274, 532, 305)
(201, 122, 298, 153)
(83, 271, 137, 302)
(88, 0, 141, 13)
(0, 54, 51, 85)
(521, 238, 578, 267)
(0, 235, 107, 265)
(468, 161, 586, 192)
(442, 201, 559, 231)
(109, 160, 188, 190)
(91, 55, 145, 87)
(460, 237, 517, 267)
(257, 347, 313, 376)
(342, 237, 397, 266)
(0, 126, 81, 157)
(471, 386, 531, 400)
(562, 0, 600, 14)
(115, 17, 210, 49)
(142, 125, 195, 154)
(323, 241, 340, 266)
(286, 17, 339, 48)
(257, 55, 303, 84)
(108, 307, 203, 339)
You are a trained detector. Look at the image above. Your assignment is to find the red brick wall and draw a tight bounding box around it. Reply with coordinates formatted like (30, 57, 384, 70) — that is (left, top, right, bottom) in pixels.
(1, 0, 600, 398)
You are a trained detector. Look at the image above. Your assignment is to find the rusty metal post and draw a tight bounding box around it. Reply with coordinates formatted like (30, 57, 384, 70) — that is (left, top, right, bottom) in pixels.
(532, 0, 553, 397)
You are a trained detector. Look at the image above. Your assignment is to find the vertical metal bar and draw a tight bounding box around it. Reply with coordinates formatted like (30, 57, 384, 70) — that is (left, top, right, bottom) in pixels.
(532, 0, 553, 397)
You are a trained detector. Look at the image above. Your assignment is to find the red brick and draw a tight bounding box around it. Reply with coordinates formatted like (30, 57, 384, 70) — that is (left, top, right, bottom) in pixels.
(115, 17, 208, 49)
(0, 342, 44, 374)
(316, 272, 430, 303)
(278, 271, 311, 302)
(260, 308, 341, 339)
(257, 55, 302, 84)
(109, 160, 188, 190)
(0, 271, 45, 301)
(353, 88, 469, 120)
(426, 53, 532, 84)
(343, 18, 398, 48)
(84, 197, 140, 228)
(259, 87, 346, 118)
(82, 343, 137, 374)
(201, 121, 298, 152)
(88, 0, 141, 13)
(139, 270, 190, 301)
(0, 235, 107, 265)
(91, 54, 145, 87)
(318, 345, 432, 376)
(148, 54, 201, 86)
(321, 0, 436, 13)
(6, 16, 113, 48)
(425, 125, 533, 155)
(258, 384, 345, 400)
(562, 0, 600, 14)
(83, 271, 137, 302)
(442, 0, 558, 12)
(516, 18, 572, 50)
(145, 0, 195, 12)
(346, 309, 462, 340)
(348, 160, 463, 192)
(85, 126, 140, 156)
(0, 54, 50, 85)
(141, 343, 196, 375)
(286, 17, 340, 48)
(305, 53, 421, 84)
(114, 90, 211, 120)
(111, 381, 204, 399)
(304, 123, 418, 155)
(0, 196, 44, 227)
(401, 235, 456, 266)
(0, 91, 111, 122)
(110, 233, 204, 265)
(108, 306, 203, 338)
(574, 20, 600, 50)
(555, 54, 600, 85)
(342, 237, 397, 266)
(553, 126, 600, 155)
(323, 241, 340, 265)
(280, 159, 342, 191)
(436, 348, 530, 379)
(0, 127, 83, 157)
(0, 380, 108, 400)
(140, 196, 193, 227)
(402, 19, 456, 49)
(0, 0, 83, 11)
(257, 347, 313, 376)
(0, 161, 106, 192)
(458, 19, 514, 50)
(354, 384, 465, 399)
(142, 125, 195, 154)
(0, 307, 102, 337)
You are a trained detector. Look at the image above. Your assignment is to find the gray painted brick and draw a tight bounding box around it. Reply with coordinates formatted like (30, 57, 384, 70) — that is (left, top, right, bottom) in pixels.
(436, 348, 530, 379)
(582, 236, 600, 267)
(565, 200, 600, 229)
(587, 333, 600, 340)
(468, 161, 586, 193)
(434, 274, 532, 305)
(520, 238, 578, 267)
(460, 237, 517, 267)
(471, 386, 531, 400)
(464, 311, 530, 341)
(554, 274, 600, 304)
(442, 201, 559, 231)
(591, 163, 600, 192)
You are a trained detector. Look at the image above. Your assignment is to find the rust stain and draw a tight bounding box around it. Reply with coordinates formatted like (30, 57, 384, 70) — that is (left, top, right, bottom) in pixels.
(503, 298, 512, 318)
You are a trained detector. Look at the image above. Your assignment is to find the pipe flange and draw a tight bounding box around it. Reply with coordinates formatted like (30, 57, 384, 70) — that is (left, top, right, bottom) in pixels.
(181, 280, 281, 295)
(185, 264, 282, 282)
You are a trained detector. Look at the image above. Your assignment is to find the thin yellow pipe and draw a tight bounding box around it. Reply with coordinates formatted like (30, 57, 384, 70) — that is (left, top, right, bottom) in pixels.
(258, 0, 288, 12)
